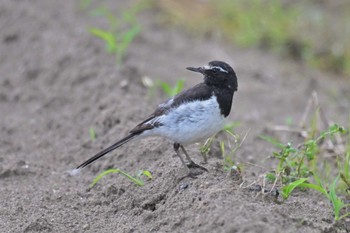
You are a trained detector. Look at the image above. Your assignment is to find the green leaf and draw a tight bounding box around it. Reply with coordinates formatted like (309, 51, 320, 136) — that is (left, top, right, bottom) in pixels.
(159, 82, 172, 96)
(90, 168, 144, 188)
(200, 136, 214, 154)
(265, 172, 276, 183)
(220, 141, 225, 157)
(157, 79, 185, 97)
(298, 181, 328, 197)
(88, 27, 116, 53)
(119, 169, 144, 186)
(223, 121, 240, 133)
(259, 135, 284, 149)
(172, 79, 184, 96)
(328, 176, 344, 220)
(89, 127, 96, 141)
(91, 169, 119, 188)
(116, 24, 140, 63)
(138, 170, 152, 179)
(281, 178, 308, 199)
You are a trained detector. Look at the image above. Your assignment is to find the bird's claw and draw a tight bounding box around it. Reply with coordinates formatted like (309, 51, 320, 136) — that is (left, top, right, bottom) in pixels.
(177, 162, 208, 181)
(178, 171, 199, 181)
(186, 161, 208, 172)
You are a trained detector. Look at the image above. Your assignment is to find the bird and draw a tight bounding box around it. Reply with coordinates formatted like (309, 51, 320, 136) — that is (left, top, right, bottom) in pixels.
(73, 60, 238, 177)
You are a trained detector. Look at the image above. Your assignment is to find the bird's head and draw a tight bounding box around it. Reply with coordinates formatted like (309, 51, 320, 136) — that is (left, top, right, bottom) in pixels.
(186, 61, 238, 91)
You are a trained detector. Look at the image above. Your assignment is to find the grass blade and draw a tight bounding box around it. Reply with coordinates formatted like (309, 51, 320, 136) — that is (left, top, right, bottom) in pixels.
(281, 178, 308, 199)
(88, 27, 116, 53)
(89, 127, 96, 141)
(138, 170, 153, 179)
(259, 135, 285, 149)
(90, 169, 120, 188)
(90, 168, 144, 188)
(173, 79, 184, 96)
(298, 182, 328, 197)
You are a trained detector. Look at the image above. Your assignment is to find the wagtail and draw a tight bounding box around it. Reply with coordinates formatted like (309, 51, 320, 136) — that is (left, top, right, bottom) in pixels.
(74, 61, 238, 177)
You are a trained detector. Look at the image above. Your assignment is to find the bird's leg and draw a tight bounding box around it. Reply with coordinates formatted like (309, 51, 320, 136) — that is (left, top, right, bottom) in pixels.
(173, 143, 191, 175)
(180, 145, 208, 172)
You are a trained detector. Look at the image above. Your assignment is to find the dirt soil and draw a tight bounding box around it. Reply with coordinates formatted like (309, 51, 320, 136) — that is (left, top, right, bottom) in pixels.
(1, 1, 350, 233)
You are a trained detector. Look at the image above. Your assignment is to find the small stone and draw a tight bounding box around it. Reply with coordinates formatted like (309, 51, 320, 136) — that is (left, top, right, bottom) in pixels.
(82, 224, 90, 230)
(179, 183, 188, 190)
(120, 79, 129, 88)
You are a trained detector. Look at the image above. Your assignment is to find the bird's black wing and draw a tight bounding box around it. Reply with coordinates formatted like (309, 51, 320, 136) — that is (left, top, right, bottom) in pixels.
(171, 83, 213, 107)
(129, 98, 172, 134)
(130, 83, 212, 134)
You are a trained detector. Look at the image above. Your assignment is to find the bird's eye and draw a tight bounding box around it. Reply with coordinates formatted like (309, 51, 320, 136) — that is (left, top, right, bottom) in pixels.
(212, 68, 219, 73)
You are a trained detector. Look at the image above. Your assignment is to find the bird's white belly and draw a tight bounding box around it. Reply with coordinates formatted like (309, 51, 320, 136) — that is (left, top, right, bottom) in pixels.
(148, 96, 226, 144)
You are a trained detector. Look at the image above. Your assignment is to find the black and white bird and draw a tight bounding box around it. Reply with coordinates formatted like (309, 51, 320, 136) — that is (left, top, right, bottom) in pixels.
(73, 61, 238, 176)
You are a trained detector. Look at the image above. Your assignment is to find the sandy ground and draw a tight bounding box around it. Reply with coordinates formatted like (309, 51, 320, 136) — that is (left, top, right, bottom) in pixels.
(0, 1, 350, 232)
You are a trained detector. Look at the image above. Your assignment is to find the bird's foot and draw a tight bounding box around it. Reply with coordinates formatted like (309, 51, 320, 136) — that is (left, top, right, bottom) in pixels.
(177, 161, 208, 180)
(178, 170, 199, 181)
(178, 165, 206, 181)
(186, 161, 208, 172)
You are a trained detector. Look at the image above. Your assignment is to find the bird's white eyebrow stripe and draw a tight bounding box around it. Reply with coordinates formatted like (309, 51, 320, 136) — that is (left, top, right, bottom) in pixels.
(204, 65, 228, 73)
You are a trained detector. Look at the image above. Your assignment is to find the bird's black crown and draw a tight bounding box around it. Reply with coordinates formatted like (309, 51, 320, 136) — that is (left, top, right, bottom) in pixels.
(187, 60, 238, 91)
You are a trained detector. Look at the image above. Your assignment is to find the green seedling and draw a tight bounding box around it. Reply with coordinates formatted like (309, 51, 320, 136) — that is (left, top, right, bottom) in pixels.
(264, 123, 349, 221)
(267, 142, 302, 184)
(85, 2, 147, 64)
(279, 159, 350, 220)
(328, 176, 350, 221)
(90, 168, 152, 188)
(89, 24, 140, 64)
(262, 124, 346, 185)
(156, 79, 185, 97)
(200, 136, 214, 159)
(221, 129, 237, 166)
(89, 28, 117, 53)
(201, 124, 246, 172)
(299, 175, 350, 221)
(137, 169, 152, 179)
(201, 121, 241, 155)
(200, 124, 230, 157)
(146, 79, 185, 100)
(89, 127, 96, 141)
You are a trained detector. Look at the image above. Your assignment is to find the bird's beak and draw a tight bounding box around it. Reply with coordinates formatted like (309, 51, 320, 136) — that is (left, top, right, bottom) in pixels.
(186, 66, 205, 74)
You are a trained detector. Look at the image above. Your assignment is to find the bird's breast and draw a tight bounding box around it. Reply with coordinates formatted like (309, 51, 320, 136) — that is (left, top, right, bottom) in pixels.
(150, 95, 227, 144)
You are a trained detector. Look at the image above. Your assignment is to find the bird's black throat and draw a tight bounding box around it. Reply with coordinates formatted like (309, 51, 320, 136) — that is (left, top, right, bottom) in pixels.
(213, 86, 235, 117)
(177, 61, 238, 117)
(203, 62, 238, 117)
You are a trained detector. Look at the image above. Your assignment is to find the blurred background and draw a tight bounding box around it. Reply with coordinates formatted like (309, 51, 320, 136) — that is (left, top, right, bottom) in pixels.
(154, 0, 350, 78)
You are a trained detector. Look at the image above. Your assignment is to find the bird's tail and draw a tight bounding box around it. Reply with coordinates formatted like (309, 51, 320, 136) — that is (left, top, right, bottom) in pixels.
(76, 133, 138, 170)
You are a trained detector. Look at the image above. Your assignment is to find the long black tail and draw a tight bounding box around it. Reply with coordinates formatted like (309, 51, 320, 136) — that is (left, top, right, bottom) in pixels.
(76, 133, 138, 169)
